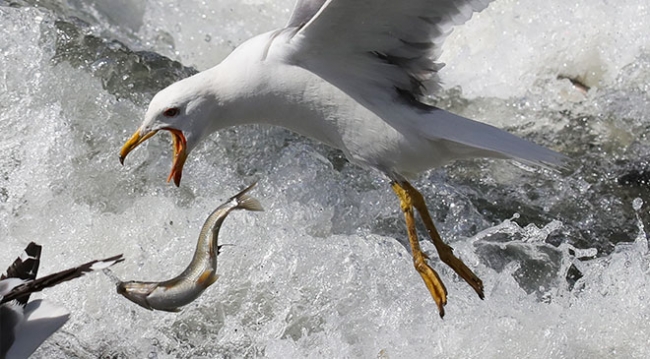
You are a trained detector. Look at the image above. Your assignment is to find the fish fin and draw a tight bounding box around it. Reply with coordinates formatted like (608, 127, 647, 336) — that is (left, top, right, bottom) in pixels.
(206, 273, 219, 287)
(216, 244, 237, 255)
(197, 270, 219, 288)
(158, 307, 182, 313)
(231, 182, 264, 211)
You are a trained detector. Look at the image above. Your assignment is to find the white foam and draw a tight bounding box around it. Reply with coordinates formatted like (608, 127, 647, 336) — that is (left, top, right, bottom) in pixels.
(440, 0, 650, 99)
(134, 0, 293, 70)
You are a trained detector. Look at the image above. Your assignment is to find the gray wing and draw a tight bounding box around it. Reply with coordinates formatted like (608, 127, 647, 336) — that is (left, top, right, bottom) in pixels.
(279, 0, 566, 168)
(284, 0, 494, 102)
(286, 0, 328, 28)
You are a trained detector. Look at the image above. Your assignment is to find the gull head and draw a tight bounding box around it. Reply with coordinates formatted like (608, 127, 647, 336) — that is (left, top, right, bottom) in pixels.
(120, 74, 217, 186)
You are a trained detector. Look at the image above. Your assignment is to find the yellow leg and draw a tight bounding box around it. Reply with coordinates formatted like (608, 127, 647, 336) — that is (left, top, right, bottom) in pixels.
(399, 181, 484, 299)
(392, 182, 448, 317)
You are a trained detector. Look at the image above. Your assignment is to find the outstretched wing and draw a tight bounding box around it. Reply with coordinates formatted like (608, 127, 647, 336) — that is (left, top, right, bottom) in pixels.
(285, 0, 493, 104)
(1, 254, 124, 305)
(281, 0, 566, 168)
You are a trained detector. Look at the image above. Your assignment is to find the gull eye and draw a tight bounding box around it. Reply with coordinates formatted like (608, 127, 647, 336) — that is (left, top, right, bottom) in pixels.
(163, 107, 180, 117)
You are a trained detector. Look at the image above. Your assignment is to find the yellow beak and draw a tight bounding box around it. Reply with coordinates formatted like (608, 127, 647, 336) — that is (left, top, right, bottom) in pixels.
(119, 128, 158, 165)
(119, 128, 188, 187)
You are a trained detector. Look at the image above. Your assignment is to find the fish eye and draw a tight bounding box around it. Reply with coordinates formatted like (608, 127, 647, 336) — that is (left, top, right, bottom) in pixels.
(163, 107, 180, 117)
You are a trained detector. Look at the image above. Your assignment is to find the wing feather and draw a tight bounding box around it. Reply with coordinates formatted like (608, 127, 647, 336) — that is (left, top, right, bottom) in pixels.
(286, 0, 328, 28)
(281, 0, 566, 168)
(287, 0, 494, 100)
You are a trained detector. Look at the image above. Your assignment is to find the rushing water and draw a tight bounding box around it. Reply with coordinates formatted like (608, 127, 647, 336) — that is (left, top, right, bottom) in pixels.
(1, 0, 649, 358)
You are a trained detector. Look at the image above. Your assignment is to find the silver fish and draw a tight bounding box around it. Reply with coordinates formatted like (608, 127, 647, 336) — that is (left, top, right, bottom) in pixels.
(116, 182, 263, 312)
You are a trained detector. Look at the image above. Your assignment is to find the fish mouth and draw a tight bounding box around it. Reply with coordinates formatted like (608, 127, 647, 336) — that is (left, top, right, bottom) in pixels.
(119, 127, 187, 187)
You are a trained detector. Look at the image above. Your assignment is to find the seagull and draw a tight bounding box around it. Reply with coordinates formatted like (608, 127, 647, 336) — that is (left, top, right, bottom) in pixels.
(1, 242, 123, 359)
(119, 0, 566, 317)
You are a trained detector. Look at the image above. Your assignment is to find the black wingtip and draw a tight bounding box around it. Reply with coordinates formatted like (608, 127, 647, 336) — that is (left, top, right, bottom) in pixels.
(1, 252, 125, 304)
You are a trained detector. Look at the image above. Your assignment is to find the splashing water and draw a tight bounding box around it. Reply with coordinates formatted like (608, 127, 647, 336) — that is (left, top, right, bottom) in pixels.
(1, 0, 649, 357)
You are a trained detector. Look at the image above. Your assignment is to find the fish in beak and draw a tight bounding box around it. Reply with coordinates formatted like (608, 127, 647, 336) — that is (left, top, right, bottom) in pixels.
(119, 128, 188, 186)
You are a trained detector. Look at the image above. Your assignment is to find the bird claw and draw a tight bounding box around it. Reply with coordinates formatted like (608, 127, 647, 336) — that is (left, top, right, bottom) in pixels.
(413, 254, 448, 317)
(392, 179, 485, 316)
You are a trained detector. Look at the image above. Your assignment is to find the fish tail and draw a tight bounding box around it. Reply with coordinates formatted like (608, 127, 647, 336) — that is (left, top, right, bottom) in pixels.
(237, 195, 264, 212)
(231, 182, 264, 212)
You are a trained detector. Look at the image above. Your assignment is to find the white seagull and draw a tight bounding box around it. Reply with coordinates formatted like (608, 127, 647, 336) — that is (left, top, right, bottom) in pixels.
(1, 242, 123, 359)
(120, 0, 566, 317)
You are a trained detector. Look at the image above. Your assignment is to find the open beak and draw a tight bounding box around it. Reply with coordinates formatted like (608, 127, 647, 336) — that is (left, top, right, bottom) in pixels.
(119, 128, 158, 165)
(119, 127, 187, 187)
(166, 129, 187, 186)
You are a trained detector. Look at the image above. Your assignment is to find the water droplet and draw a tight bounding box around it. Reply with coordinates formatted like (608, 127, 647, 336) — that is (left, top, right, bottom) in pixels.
(633, 197, 643, 211)
(204, 34, 211, 43)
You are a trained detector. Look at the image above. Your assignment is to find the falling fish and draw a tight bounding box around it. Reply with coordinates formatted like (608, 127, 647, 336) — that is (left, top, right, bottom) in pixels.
(113, 182, 263, 312)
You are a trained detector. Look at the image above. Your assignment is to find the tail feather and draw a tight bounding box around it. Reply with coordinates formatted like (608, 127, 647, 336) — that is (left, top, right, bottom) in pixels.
(417, 107, 568, 169)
